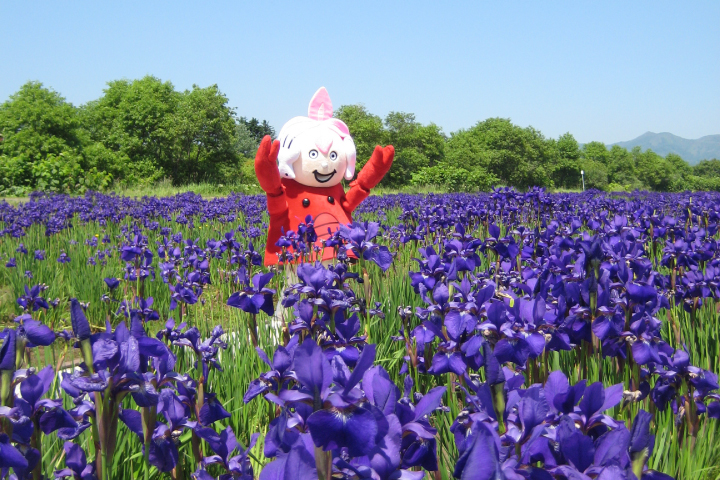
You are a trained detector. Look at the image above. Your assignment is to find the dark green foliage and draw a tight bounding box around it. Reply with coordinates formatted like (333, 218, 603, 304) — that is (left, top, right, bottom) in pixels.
(1, 77, 272, 193)
(0, 82, 111, 194)
(335, 105, 384, 168)
(1, 78, 718, 194)
(693, 159, 720, 178)
(548, 133, 582, 189)
(238, 117, 275, 143)
(581, 160, 609, 190)
(335, 106, 445, 188)
(410, 163, 498, 192)
(444, 118, 553, 190)
(82, 76, 242, 186)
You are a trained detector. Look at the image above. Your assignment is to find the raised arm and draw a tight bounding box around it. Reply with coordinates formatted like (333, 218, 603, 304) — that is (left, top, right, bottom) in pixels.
(342, 145, 395, 213)
(255, 135, 288, 217)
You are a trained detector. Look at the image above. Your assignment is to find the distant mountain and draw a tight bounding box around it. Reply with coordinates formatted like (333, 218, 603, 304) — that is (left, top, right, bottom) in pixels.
(611, 132, 720, 165)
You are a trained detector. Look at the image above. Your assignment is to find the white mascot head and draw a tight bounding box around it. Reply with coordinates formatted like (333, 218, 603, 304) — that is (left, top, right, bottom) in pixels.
(276, 87, 356, 188)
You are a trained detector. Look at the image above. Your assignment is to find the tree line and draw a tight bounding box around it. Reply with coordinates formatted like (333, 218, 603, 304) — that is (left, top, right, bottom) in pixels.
(1, 77, 719, 194)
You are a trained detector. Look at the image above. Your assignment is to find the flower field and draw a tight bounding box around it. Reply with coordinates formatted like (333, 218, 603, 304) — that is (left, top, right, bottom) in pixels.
(1, 187, 719, 480)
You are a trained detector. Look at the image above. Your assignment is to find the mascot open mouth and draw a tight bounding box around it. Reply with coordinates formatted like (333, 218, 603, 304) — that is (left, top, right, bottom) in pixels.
(313, 170, 336, 183)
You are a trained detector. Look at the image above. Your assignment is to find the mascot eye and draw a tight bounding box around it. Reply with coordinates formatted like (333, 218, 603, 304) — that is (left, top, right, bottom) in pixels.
(308, 149, 319, 159)
(329, 151, 338, 161)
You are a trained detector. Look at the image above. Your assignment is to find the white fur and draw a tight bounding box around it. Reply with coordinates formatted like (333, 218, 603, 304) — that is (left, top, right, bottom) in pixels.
(275, 90, 356, 185)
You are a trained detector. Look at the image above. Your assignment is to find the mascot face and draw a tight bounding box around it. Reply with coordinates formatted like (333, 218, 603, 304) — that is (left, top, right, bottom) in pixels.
(290, 126, 348, 187)
(276, 87, 357, 188)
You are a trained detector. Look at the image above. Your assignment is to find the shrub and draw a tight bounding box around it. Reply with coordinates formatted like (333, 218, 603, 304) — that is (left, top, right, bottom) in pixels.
(410, 163, 498, 192)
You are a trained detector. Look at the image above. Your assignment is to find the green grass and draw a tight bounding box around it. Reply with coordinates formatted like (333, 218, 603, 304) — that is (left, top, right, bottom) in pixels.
(0, 180, 460, 206)
(1, 194, 720, 479)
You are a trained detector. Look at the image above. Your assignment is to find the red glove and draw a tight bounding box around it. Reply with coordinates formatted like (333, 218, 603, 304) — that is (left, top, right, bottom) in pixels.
(255, 136, 282, 196)
(356, 145, 394, 190)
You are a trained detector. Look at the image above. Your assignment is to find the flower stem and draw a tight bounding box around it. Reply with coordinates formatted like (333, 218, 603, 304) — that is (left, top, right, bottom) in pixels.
(491, 382, 506, 435)
(249, 314, 258, 347)
(31, 419, 42, 480)
(0, 370, 11, 407)
(314, 446, 332, 480)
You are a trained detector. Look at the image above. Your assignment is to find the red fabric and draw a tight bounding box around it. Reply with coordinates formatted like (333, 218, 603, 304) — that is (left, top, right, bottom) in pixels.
(254, 136, 283, 196)
(263, 180, 355, 266)
(356, 145, 395, 190)
(341, 181, 370, 213)
(257, 141, 394, 266)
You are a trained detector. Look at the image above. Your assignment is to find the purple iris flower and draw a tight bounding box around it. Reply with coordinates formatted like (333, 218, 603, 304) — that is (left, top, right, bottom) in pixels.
(427, 341, 467, 376)
(54, 441, 96, 480)
(227, 271, 275, 316)
(288, 340, 388, 456)
(0, 433, 28, 472)
(196, 426, 259, 479)
(544, 370, 587, 415)
(0, 328, 17, 371)
(453, 421, 505, 480)
(575, 380, 623, 433)
(168, 283, 200, 310)
(12, 367, 87, 442)
(121, 389, 197, 472)
(16, 284, 49, 312)
(395, 379, 446, 471)
(120, 406, 182, 473)
(295, 263, 334, 297)
(172, 325, 227, 384)
(15, 314, 56, 347)
(117, 296, 160, 323)
(69, 298, 91, 341)
(339, 221, 394, 272)
(244, 342, 297, 403)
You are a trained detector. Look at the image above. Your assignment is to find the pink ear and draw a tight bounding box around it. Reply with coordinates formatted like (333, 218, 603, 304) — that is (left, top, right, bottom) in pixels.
(308, 87, 333, 121)
(328, 118, 350, 138)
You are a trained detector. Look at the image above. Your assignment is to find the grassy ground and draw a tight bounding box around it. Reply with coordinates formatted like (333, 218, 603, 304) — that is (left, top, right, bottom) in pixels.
(0, 180, 458, 205)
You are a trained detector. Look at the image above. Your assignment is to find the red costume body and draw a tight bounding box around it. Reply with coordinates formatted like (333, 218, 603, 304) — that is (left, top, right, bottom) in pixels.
(263, 179, 370, 266)
(255, 137, 394, 267)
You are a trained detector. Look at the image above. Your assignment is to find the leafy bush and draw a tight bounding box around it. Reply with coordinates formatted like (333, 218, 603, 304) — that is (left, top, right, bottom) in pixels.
(580, 159, 609, 190)
(606, 182, 627, 192)
(410, 163, 498, 192)
(2, 80, 719, 195)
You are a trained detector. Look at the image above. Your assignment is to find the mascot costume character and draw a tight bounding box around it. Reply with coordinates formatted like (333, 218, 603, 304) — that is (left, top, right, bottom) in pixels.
(254, 87, 395, 266)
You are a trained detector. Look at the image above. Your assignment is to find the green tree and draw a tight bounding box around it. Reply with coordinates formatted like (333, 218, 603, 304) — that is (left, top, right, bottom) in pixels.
(693, 159, 720, 177)
(0, 81, 109, 193)
(239, 117, 275, 143)
(81, 76, 178, 185)
(665, 152, 691, 177)
(548, 132, 581, 189)
(410, 162, 498, 192)
(235, 123, 260, 158)
(606, 145, 641, 188)
(580, 160, 609, 190)
(165, 84, 239, 184)
(582, 141, 610, 165)
(445, 118, 552, 190)
(334, 104, 384, 171)
(81, 76, 241, 186)
(381, 112, 445, 187)
(632, 147, 678, 191)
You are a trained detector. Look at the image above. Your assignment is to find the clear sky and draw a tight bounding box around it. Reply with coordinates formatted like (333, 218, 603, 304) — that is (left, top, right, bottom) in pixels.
(1, 1, 718, 144)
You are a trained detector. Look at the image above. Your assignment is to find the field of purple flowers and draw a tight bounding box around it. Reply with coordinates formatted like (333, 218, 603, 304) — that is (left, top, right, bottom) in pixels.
(0, 187, 719, 480)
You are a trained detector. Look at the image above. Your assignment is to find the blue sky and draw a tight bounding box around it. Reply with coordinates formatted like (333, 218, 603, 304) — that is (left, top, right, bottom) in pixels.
(1, 1, 718, 144)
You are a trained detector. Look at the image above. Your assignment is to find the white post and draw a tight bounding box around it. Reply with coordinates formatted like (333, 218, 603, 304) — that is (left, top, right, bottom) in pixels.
(581, 170, 585, 192)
